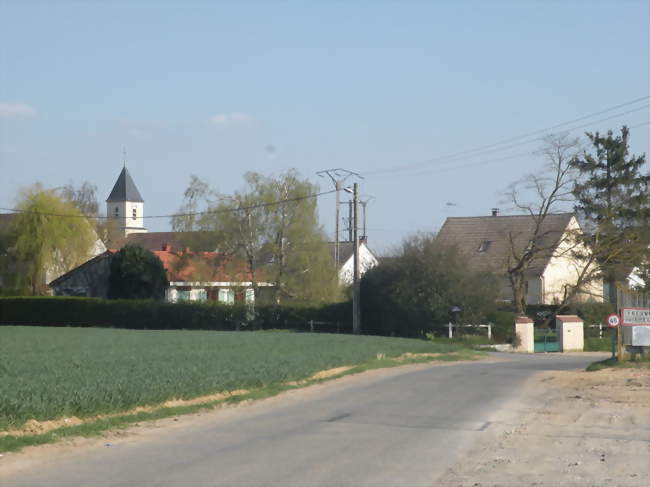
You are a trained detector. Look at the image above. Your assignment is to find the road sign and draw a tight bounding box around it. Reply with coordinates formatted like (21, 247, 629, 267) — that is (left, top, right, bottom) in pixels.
(621, 307, 650, 326)
(607, 314, 620, 328)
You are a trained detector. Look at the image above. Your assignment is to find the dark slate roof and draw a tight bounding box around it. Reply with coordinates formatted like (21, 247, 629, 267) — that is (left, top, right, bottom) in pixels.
(436, 213, 575, 276)
(124, 231, 217, 252)
(106, 167, 144, 202)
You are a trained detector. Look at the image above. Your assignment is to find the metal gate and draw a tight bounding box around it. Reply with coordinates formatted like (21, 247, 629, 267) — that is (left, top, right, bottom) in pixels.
(534, 329, 560, 352)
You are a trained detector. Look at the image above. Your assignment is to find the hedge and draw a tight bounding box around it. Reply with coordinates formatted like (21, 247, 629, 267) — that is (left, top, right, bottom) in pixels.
(0, 297, 352, 333)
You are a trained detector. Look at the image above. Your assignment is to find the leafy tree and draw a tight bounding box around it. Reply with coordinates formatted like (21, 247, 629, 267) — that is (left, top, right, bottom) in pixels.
(108, 244, 168, 300)
(11, 185, 97, 295)
(171, 171, 339, 305)
(361, 233, 499, 337)
(570, 126, 649, 282)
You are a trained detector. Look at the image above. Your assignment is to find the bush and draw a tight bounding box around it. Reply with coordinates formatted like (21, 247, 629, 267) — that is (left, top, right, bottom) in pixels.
(485, 310, 517, 342)
(360, 235, 500, 338)
(0, 297, 351, 332)
(109, 244, 168, 300)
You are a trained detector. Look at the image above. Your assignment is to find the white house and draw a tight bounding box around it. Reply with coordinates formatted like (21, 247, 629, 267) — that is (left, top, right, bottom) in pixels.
(436, 212, 602, 305)
(329, 239, 379, 286)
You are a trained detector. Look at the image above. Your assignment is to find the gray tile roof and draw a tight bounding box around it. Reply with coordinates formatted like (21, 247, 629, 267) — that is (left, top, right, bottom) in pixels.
(436, 213, 574, 276)
(106, 167, 144, 202)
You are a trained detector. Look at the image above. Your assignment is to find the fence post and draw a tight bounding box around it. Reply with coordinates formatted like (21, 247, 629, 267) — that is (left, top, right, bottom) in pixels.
(310, 320, 314, 332)
(448, 322, 453, 338)
(487, 324, 492, 340)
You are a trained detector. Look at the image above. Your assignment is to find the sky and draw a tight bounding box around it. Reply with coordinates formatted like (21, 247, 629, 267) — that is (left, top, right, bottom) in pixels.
(1, 0, 649, 254)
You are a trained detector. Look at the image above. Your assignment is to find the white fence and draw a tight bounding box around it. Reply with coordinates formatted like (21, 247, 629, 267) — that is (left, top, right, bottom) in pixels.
(446, 323, 492, 340)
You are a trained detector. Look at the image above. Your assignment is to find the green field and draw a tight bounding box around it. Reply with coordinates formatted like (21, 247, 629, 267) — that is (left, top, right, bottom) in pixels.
(0, 326, 467, 430)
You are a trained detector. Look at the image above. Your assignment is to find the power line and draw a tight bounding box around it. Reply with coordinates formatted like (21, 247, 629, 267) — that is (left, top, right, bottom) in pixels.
(363, 97, 650, 177)
(0, 189, 337, 221)
(367, 119, 649, 180)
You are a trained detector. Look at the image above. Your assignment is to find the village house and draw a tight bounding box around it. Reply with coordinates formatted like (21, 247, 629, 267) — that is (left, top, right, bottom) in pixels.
(436, 212, 602, 306)
(49, 244, 272, 304)
(604, 264, 650, 310)
(328, 238, 378, 286)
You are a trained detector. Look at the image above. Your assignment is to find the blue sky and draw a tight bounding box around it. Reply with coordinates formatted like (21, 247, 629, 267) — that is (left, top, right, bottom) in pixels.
(1, 1, 649, 253)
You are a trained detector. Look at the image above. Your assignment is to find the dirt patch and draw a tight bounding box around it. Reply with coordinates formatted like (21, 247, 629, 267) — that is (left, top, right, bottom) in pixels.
(0, 389, 250, 438)
(284, 366, 355, 386)
(395, 352, 444, 361)
(440, 366, 650, 486)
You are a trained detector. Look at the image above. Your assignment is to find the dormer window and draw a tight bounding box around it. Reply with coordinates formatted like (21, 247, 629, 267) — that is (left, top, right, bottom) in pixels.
(132, 208, 137, 220)
(478, 240, 491, 253)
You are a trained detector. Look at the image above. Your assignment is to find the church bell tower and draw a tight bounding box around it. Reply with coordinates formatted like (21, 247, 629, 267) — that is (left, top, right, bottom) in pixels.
(106, 166, 146, 239)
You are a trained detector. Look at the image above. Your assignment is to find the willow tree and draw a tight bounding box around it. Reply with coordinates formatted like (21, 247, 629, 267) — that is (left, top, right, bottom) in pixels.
(12, 185, 97, 294)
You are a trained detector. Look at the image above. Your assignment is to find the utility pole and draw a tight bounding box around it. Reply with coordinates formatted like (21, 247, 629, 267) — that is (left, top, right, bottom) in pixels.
(316, 169, 362, 269)
(353, 182, 361, 334)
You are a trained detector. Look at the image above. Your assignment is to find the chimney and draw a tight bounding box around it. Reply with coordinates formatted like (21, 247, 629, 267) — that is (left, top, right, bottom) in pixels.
(491, 208, 499, 217)
(162, 243, 172, 252)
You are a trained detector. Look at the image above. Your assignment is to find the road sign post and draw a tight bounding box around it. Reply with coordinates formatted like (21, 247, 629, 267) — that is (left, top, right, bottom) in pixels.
(607, 313, 621, 361)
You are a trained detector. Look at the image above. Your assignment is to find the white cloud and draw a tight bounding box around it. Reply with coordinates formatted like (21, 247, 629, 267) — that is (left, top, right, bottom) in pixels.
(208, 112, 255, 127)
(0, 103, 37, 119)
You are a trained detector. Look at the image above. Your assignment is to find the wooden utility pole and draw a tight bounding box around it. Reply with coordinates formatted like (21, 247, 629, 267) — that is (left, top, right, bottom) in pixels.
(353, 182, 361, 334)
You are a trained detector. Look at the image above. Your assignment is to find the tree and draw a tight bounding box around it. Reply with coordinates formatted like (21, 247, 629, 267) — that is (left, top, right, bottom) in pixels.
(570, 126, 649, 282)
(171, 171, 340, 304)
(60, 181, 99, 218)
(361, 233, 499, 337)
(11, 185, 98, 295)
(504, 134, 582, 314)
(108, 244, 168, 300)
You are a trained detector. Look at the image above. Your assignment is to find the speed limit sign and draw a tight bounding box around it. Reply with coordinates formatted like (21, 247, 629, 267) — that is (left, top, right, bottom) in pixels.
(607, 314, 620, 328)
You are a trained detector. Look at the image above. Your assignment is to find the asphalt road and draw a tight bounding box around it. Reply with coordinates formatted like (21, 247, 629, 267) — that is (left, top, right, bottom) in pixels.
(2, 353, 603, 487)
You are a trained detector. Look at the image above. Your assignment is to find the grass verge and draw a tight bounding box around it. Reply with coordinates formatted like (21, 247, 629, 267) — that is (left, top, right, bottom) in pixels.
(0, 349, 482, 453)
(586, 357, 650, 371)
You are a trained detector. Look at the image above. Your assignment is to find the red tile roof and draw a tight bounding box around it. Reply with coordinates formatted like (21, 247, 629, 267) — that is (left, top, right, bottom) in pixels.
(152, 249, 254, 283)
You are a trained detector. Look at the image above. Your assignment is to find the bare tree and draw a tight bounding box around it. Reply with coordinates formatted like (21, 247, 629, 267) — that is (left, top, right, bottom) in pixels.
(504, 134, 589, 314)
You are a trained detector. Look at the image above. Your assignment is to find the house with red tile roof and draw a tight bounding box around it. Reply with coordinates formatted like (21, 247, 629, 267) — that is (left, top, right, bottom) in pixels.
(49, 243, 272, 304)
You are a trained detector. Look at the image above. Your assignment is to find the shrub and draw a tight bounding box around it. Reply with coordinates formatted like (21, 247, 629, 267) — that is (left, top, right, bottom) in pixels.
(0, 297, 351, 332)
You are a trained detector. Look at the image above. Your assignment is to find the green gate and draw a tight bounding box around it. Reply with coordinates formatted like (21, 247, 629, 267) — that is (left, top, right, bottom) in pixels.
(534, 328, 560, 352)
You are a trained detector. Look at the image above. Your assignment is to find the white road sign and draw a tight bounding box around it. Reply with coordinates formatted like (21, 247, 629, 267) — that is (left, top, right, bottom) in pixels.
(607, 314, 620, 328)
(622, 308, 650, 326)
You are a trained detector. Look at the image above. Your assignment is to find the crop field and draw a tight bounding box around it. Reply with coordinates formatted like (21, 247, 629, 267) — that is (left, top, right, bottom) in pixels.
(0, 326, 465, 430)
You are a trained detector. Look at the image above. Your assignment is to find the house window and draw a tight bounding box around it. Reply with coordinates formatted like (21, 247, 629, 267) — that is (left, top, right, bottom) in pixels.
(218, 288, 235, 305)
(114, 207, 119, 217)
(177, 289, 191, 302)
(478, 240, 491, 253)
(132, 208, 137, 220)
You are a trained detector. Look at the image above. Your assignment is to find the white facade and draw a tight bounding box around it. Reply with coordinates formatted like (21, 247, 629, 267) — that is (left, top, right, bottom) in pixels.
(338, 243, 379, 286)
(106, 201, 146, 237)
(525, 216, 602, 305)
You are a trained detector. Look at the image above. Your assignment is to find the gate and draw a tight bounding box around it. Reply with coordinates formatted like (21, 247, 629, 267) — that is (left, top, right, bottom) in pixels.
(534, 328, 560, 352)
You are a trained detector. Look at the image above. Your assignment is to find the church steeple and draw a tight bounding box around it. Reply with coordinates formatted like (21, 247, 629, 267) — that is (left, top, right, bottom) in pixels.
(106, 166, 146, 239)
(107, 167, 144, 203)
